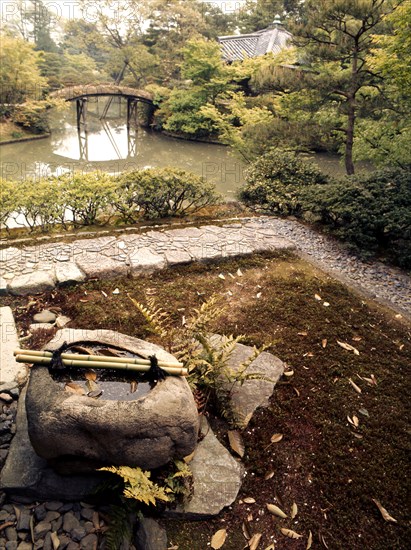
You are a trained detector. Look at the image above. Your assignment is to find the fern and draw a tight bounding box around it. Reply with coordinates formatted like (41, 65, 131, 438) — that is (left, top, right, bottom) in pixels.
(104, 502, 134, 550)
(128, 295, 170, 338)
(100, 466, 171, 506)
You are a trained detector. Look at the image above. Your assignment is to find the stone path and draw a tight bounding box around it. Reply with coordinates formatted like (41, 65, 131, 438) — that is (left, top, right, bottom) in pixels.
(0, 217, 410, 318)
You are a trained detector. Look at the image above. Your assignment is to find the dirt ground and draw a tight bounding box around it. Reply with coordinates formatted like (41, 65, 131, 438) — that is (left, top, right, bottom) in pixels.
(2, 250, 410, 550)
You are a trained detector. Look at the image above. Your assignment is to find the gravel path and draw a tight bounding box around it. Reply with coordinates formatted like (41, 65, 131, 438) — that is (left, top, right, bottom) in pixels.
(0, 216, 409, 319)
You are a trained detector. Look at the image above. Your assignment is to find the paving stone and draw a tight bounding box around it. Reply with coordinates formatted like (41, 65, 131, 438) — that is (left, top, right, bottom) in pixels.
(164, 249, 192, 265)
(55, 263, 85, 286)
(0, 307, 27, 384)
(0, 276, 7, 295)
(9, 271, 56, 296)
(128, 247, 166, 274)
(29, 323, 56, 333)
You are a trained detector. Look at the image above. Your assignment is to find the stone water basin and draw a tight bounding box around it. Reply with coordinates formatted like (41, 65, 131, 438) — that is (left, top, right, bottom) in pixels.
(25, 329, 199, 474)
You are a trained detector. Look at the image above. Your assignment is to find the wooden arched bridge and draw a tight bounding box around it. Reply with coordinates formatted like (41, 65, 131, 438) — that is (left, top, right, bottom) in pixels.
(51, 84, 154, 131)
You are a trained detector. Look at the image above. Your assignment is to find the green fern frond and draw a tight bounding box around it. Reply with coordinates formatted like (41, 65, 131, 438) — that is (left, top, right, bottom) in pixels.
(100, 466, 171, 506)
(104, 503, 133, 550)
(128, 295, 170, 338)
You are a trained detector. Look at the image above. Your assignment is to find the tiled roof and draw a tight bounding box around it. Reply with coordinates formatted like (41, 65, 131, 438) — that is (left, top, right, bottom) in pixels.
(218, 24, 292, 62)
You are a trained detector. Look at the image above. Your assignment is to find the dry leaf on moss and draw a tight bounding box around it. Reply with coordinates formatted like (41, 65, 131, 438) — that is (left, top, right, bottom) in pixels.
(242, 520, 252, 540)
(211, 528, 227, 549)
(271, 434, 283, 443)
(84, 370, 97, 381)
(228, 430, 245, 458)
(243, 497, 256, 504)
(266, 503, 287, 519)
(322, 339, 327, 348)
(372, 499, 397, 523)
(248, 533, 262, 550)
(306, 530, 313, 549)
(280, 528, 302, 539)
(337, 341, 360, 355)
(291, 502, 298, 519)
(348, 378, 362, 394)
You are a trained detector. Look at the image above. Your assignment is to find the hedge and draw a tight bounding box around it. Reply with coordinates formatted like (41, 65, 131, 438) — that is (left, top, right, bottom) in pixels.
(0, 168, 221, 233)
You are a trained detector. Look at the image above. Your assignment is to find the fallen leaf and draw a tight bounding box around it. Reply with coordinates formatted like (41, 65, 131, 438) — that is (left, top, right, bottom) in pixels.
(237, 268, 243, 277)
(271, 433, 283, 443)
(228, 430, 245, 458)
(298, 331, 308, 336)
(96, 348, 121, 357)
(88, 389, 103, 398)
(293, 386, 300, 397)
(112, 288, 120, 295)
(248, 533, 262, 550)
(322, 339, 327, 348)
(290, 502, 298, 519)
(50, 532, 60, 550)
(70, 346, 93, 355)
(130, 381, 138, 393)
(211, 528, 227, 549)
(243, 497, 256, 504)
(65, 382, 86, 395)
(315, 294, 322, 301)
(359, 408, 369, 417)
(218, 273, 226, 280)
(352, 336, 362, 341)
(256, 292, 262, 299)
(323, 302, 330, 307)
(264, 545, 275, 550)
(353, 415, 359, 427)
(86, 379, 100, 393)
(280, 528, 302, 539)
(228, 273, 235, 279)
(84, 370, 97, 381)
(321, 534, 329, 549)
(372, 499, 397, 523)
(306, 531, 313, 550)
(266, 503, 287, 519)
(337, 341, 360, 355)
(348, 378, 362, 394)
(284, 370, 294, 377)
(92, 511, 100, 531)
(363, 374, 377, 386)
(265, 471, 274, 480)
(183, 451, 195, 464)
(242, 520, 252, 540)
(101, 290, 108, 298)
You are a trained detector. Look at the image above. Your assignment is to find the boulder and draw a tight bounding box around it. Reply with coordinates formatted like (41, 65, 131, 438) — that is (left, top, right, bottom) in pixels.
(167, 417, 243, 519)
(25, 330, 199, 473)
(134, 518, 167, 550)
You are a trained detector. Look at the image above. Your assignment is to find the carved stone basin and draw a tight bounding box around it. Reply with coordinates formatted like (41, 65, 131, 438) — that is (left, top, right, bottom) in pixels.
(25, 329, 199, 473)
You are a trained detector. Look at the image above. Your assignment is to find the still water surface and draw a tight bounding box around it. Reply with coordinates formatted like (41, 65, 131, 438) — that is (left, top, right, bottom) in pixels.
(0, 101, 365, 198)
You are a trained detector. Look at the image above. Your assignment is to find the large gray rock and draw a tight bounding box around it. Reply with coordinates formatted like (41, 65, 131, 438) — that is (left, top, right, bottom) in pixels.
(0, 386, 103, 501)
(209, 335, 284, 427)
(9, 271, 56, 296)
(134, 518, 167, 550)
(168, 417, 243, 519)
(25, 329, 199, 472)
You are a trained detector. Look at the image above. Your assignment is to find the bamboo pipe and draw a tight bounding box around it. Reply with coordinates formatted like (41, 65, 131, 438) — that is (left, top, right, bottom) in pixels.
(15, 354, 188, 377)
(13, 348, 184, 369)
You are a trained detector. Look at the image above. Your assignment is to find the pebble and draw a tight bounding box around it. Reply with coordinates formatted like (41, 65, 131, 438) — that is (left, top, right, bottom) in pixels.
(32, 310, 56, 324)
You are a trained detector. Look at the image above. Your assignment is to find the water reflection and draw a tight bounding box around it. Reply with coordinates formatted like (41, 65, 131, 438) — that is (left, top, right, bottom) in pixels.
(0, 102, 245, 199)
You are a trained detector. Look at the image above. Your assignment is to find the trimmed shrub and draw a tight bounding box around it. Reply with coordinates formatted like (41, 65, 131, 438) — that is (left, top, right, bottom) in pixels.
(60, 171, 118, 226)
(113, 167, 221, 221)
(0, 178, 19, 231)
(18, 177, 66, 232)
(12, 101, 51, 134)
(303, 168, 411, 268)
(239, 148, 329, 215)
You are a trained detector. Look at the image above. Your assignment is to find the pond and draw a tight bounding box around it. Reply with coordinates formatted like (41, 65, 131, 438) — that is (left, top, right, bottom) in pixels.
(0, 100, 372, 198)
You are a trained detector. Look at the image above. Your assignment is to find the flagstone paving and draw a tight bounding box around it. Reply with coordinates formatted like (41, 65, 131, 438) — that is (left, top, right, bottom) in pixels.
(0, 217, 410, 318)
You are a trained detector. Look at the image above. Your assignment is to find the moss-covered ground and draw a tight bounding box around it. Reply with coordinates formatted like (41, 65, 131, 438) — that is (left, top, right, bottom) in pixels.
(2, 251, 410, 549)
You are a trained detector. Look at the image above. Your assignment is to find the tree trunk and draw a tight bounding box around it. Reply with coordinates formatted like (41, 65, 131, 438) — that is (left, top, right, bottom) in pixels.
(345, 97, 355, 175)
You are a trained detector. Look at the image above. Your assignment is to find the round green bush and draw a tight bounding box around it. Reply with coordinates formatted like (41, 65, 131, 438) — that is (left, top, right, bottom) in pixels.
(239, 148, 329, 215)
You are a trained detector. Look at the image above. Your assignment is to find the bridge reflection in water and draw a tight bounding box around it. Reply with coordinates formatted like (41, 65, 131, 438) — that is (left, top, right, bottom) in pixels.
(51, 84, 154, 162)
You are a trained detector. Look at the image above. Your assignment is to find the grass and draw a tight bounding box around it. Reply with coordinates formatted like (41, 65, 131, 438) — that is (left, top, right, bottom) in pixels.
(2, 250, 410, 550)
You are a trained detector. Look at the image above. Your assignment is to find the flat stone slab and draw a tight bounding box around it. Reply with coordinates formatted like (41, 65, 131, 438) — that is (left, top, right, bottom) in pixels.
(0, 307, 27, 384)
(209, 335, 285, 427)
(55, 262, 85, 286)
(129, 247, 166, 273)
(167, 417, 243, 519)
(8, 270, 56, 296)
(0, 386, 104, 501)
